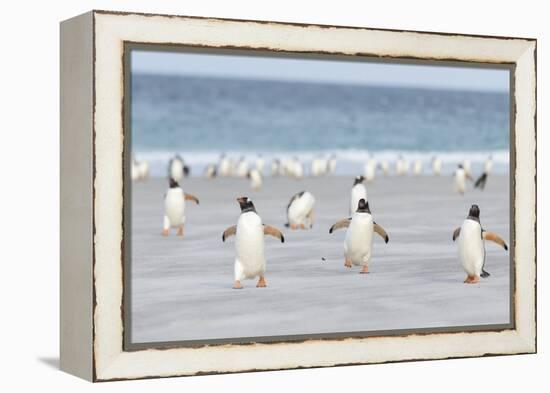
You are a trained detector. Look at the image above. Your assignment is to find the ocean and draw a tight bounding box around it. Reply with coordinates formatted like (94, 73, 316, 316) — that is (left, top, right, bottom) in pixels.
(131, 73, 510, 177)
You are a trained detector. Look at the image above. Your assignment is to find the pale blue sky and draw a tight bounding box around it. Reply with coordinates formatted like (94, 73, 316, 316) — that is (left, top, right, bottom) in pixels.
(132, 50, 510, 93)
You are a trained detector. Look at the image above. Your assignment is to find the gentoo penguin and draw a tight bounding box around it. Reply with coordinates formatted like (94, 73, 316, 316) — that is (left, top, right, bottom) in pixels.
(412, 159, 423, 176)
(454, 164, 473, 195)
(168, 155, 189, 182)
(132, 159, 149, 181)
(204, 163, 217, 179)
(285, 191, 316, 229)
(395, 155, 406, 176)
(328, 154, 337, 174)
(218, 154, 232, 177)
(162, 178, 200, 237)
(222, 197, 285, 289)
(236, 157, 249, 178)
(270, 159, 280, 176)
(329, 198, 389, 274)
(474, 155, 493, 190)
(291, 157, 304, 179)
(364, 158, 377, 183)
(255, 155, 265, 174)
(248, 168, 263, 191)
(379, 160, 390, 176)
(452, 204, 508, 283)
(350, 175, 367, 215)
(432, 156, 442, 176)
(311, 157, 327, 177)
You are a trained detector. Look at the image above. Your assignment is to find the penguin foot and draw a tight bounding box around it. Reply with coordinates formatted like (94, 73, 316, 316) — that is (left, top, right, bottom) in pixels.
(233, 280, 243, 289)
(464, 275, 480, 284)
(162, 229, 169, 236)
(360, 266, 370, 274)
(256, 276, 267, 288)
(177, 227, 184, 237)
(344, 259, 352, 268)
(299, 224, 306, 230)
(290, 224, 298, 230)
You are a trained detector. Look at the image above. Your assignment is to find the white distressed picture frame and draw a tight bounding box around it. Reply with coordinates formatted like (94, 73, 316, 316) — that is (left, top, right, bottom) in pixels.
(60, 10, 536, 382)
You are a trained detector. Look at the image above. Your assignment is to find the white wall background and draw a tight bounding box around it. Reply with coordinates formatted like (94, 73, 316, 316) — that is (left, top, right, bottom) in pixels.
(0, 1, 545, 391)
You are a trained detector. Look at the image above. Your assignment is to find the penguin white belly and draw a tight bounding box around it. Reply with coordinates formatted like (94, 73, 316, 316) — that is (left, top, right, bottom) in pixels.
(350, 185, 367, 214)
(235, 212, 265, 280)
(458, 220, 484, 277)
(455, 171, 466, 193)
(365, 162, 376, 182)
(250, 170, 262, 190)
(170, 161, 184, 181)
(165, 189, 185, 226)
(288, 192, 315, 226)
(344, 214, 374, 266)
(433, 160, 442, 175)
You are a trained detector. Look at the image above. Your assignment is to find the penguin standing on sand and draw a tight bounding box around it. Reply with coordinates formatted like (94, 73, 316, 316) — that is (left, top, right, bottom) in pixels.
(379, 160, 390, 176)
(236, 157, 249, 178)
(204, 163, 217, 179)
(454, 164, 472, 195)
(285, 191, 316, 229)
(350, 176, 367, 215)
(162, 178, 200, 237)
(432, 156, 442, 176)
(168, 155, 190, 182)
(219, 154, 232, 177)
(248, 168, 263, 191)
(329, 198, 389, 274)
(413, 159, 423, 176)
(270, 159, 281, 176)
(452, 204, 508, 284)
(255, 155, 265, 174)
(364, 158, 377, 183)
(222, 197, 285, 289)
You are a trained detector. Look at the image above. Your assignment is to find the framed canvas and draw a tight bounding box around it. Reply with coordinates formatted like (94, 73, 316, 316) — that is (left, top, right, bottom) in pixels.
(60, 10, 537, 382)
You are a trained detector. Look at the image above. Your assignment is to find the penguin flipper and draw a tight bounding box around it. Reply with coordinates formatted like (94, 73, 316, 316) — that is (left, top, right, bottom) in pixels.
(481, 269, 491, 278)
(264, 225, 285, 243)
(222, 225, 237, 242)
(482, 231, 508, 250)
(452, 227, 461, 241)
(373, 223, 389, 243)
(184, 193, 200, 205)
(329, 218, 350, 233)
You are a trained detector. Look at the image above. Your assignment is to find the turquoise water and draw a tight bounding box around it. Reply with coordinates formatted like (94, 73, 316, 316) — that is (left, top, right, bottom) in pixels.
(131, 73, 509, 176)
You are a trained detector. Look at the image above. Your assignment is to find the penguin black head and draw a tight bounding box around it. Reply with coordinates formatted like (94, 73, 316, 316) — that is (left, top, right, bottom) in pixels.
(353, 175, 365, 186)
(169, 178, 179, 188)
(458, 164, 464, 169)
(468, 204, 481, 222)
(356, 198, 370, 213)
(237, 196, 256, 213)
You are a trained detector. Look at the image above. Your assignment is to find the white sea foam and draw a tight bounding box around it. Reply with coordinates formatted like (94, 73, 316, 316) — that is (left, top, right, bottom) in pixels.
(134, 149, 509, 178)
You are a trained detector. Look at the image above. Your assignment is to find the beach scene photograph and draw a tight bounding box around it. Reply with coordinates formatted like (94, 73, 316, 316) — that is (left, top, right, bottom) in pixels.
(127, 49, 511, 345)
